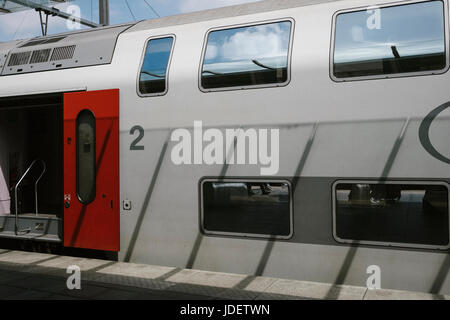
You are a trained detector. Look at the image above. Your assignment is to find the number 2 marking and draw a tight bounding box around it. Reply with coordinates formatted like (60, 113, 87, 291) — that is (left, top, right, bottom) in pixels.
(130, 125, 145, 150)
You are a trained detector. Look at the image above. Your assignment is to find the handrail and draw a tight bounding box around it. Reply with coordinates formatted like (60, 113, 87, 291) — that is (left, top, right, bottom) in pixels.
(34, 161, 46, 214)
(14, 159, 46, 235)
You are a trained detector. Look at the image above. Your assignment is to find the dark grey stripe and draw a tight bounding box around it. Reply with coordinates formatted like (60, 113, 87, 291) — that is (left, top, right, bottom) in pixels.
(419, 101, 450, 164)
(430, 254, 450, 294)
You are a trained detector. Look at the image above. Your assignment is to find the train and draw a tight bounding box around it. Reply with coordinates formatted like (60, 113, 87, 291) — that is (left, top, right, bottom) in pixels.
(0, 0, 449, 295)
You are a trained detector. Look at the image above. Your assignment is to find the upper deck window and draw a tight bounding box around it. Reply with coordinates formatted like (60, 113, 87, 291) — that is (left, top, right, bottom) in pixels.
(201, 20, 292, 90)
(333, 1, 446, 80)
(139, 36, 174, 96)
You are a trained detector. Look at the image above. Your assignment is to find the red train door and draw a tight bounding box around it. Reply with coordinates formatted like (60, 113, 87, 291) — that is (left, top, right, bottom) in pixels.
(63, 89, 119, 252)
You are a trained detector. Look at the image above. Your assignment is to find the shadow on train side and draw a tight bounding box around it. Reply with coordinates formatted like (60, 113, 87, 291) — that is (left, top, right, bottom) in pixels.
(178, 115, 448, 295)
(1, 95, 449, 294)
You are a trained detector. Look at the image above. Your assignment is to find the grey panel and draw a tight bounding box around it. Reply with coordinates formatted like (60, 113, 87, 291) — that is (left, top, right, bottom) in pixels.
(50, 45, 76, 61)
(0, 40, 23, 73)
(1, 24, 133, 76)
(8, 51, 31, 66)
(267, 176, 450, 252)
(19, 36, 66, 48)
(30, 49, 51, 64)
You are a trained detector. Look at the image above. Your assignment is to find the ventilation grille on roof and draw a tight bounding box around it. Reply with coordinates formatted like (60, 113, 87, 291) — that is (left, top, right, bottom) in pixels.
(50, 45, 76, 61)
(30, 49, 51, 63)
(8, 51, 31, 66)
(19, 36, 67, 48)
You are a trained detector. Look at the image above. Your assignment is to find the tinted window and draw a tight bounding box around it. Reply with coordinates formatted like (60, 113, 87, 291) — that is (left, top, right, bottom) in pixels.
(77, 110, 96, 204)
(335, 183, 449, 247)
(202, 180, 292, 237)
(333, 1, 446, 78)
(139, 37, 174, 95)
(201, 21, 292, 89)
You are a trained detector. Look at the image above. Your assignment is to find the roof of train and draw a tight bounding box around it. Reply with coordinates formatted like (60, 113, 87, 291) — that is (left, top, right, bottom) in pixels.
(127, 0, 341, 32)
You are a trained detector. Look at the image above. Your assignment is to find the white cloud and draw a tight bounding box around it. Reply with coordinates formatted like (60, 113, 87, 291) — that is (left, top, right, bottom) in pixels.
(204, 23, 290, 73)
(220, 24, 287, 61)
(0, 11, 37, 40)
(0, 3, 82, 41)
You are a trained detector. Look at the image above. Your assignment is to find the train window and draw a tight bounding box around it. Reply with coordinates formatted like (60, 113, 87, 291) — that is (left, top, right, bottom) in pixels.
(201, 180, 293, 238)
(332, 0, 447, 80)
(138, 36, 174, 96)
(76, 110, 96, 204)
(200, 20, 293, 91)
(333, 182, 450, 249)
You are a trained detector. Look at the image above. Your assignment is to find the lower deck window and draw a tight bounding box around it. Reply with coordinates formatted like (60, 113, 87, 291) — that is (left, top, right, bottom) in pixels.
(334, 182, 450, 248)
(201, 180, 292, 238)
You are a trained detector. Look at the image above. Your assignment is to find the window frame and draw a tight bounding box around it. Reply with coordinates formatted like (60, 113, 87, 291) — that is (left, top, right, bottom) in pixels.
(136, 34, 176, 98)
(199, 177, 294, 240)
(76, 109, 97, 205)
(329, 0, 450, 82)
(332, 179, 450, 250)
(198, 18, 295, 93)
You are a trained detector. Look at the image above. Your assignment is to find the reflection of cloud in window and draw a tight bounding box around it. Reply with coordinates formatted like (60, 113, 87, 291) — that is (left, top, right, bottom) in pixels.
(220, 24, 287, 61)
(204, 22, 291, 74)
(351, 25, 364, 42)
(147, 38, 173, 53)
(205, 44, 219, 60)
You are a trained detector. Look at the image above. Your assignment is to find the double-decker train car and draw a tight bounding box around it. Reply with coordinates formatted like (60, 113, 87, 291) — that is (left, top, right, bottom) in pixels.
(0, 0, 449, 294)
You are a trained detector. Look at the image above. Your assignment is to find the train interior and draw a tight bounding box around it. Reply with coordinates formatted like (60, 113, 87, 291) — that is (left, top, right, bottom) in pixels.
(0, 93, 63, 242)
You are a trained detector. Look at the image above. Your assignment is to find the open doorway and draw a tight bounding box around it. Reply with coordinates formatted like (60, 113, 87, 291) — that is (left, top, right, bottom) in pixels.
(0, 93, 63, 241)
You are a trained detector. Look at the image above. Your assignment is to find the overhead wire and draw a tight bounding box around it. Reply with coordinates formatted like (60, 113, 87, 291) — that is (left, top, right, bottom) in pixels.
(143, 0, 160, 18)
(5, 0, 163, 41)
(124, 0, 137, 21)
(11, 9, 29, 40)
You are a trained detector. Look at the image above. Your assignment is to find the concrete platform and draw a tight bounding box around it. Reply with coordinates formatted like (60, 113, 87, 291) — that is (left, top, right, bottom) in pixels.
(0, 250, 448, 300)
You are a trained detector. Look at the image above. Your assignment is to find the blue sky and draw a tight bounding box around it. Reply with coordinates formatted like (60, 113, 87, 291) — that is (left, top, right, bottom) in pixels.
(0, 0, 260, 42)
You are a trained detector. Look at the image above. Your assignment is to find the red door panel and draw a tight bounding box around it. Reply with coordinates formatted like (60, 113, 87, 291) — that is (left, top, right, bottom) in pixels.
(63, 89, 119, 252)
